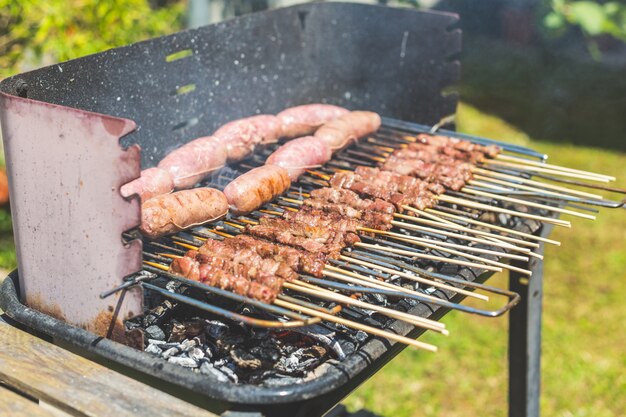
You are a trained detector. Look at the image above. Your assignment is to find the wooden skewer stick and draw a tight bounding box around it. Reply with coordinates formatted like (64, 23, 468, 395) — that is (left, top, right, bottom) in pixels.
(495, 154, 616, 181)
(396, 211, 540, 249)
(300, 281, 446, 334)
(470, 176, 598, 201)
(472, 168, 603, 199)
(325, 265, 469, 308)
(482, 160, 611, 182)
(461, 188, 596, 220)
(437, 195, 572, 227)
(403, 207, 538, 251)
(390, 219, 534, 258)
(275, 298, 438, 352)
(359, 227, 529, 261)
(286, 280, 447, 333)
(173, 241, 201, 251)
(355, 242, 503, 272)
(360, 226, 504, 262)
(362, 229, 532, 276)
(333, 256, 488, 301)
(425, 208, 560, 246)
(334, 257, 489, 302)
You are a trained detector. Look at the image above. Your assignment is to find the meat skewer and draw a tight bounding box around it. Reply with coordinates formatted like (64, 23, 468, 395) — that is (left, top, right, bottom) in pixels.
(192, 228, 490, 301)
(315, 168, 571, 227)
(368, 134, 616, 195)
(233, 215, 526, 275)
(411, 133, 615, 182)
(166, 242, 448, 334)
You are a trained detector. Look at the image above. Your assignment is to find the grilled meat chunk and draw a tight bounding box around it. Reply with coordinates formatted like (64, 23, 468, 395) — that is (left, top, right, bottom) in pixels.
(246, 217, 360, 254)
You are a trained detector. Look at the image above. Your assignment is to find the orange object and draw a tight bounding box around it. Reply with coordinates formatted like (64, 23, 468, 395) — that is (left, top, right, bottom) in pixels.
(0, 169, 9, 204)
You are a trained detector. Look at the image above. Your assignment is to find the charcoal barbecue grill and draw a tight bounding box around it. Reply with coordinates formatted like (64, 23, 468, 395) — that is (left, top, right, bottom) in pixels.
(0, 3, 552, 417)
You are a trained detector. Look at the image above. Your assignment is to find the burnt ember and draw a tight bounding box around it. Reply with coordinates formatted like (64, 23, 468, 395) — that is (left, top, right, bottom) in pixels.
(126, 299, 369, 385)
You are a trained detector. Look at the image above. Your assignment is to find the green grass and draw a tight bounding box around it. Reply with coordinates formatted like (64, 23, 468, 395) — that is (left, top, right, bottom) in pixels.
(0, 208, 15, 271)
(342, 102, 626, 417)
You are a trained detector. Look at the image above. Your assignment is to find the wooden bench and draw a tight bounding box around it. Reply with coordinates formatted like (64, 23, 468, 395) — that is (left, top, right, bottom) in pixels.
(0, 315, 218, 417)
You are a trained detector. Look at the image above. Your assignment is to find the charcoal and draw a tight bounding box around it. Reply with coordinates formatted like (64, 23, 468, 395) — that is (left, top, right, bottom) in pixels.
(230, 341, 280, 370)
(169, 320, 187, 342)
(168, 356, 198, 368)
(145, 343, 163, 355)
(213, 360, 239, 383)
(199, 362, 229, 382)
(125, 319, 141, 330)
(145, 325, 166, 341)
(159, 342, 182, 349)
(166, 280, 182, 292)
(183, 319, 205, 338)
(137, 284, 351, 384)
(206, 320, 230, 339)
(354, 331, 368, 343)
(180, 338, 199, 352)
(189, 347, 205, 362)
(161, 346, 181, 359)
(289, 325, 346, 360)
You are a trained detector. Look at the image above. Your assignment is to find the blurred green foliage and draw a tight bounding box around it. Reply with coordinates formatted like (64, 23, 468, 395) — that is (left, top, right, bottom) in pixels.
(543, 0, 626, 58)
(0, 0, 186, 78)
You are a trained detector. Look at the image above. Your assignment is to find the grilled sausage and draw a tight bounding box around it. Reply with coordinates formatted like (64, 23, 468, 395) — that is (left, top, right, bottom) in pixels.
(223, 165, 291, 215)
(265, 136, 332, 181)
(158, 136, 227, 189)
(249, 115, 283, 144)
(277, 104, 349, 138)
(120, 167, 174, 203)
(213, 119, 260, 162)
(140, 188, 229, 238)
(315, 111, 382, 151)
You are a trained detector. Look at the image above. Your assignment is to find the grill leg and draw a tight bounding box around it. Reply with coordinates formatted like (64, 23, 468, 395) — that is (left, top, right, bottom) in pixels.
(508, 224, 553, 417)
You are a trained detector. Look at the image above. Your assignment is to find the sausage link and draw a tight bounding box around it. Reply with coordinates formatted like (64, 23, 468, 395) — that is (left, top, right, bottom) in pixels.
(277, 104, 349, 138)
(266, 136, 332, 181)
(223, 165, 291, 215)
(120, 167, 174, 203)
(140, 188, 229, 238)
(158, 136, 227, 189)
(315, 111, 382, 151)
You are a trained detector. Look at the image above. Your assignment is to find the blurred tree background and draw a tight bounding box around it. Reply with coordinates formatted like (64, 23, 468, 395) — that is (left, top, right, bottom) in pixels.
(0, 1, 625, 416)
(0, 0, 186, 79)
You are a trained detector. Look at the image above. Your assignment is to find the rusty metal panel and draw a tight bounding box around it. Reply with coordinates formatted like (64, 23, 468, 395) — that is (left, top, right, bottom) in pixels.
(0, 95, 143, 341)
